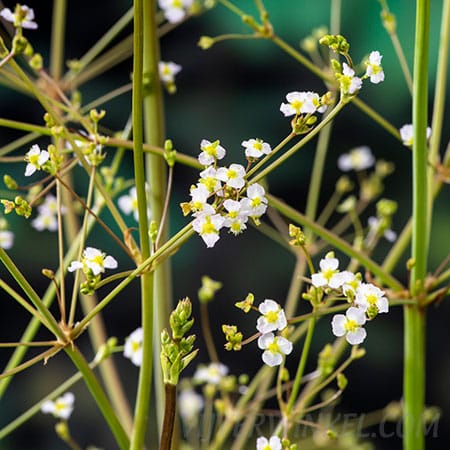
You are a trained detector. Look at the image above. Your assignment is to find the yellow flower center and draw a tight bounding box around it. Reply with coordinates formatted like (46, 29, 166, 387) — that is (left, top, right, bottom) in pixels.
(266, 310, 279, 323)
(344, 319, 359, 333)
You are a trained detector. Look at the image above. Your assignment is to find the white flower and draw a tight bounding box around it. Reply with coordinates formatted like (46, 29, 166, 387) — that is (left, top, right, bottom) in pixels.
(189, 183, 211, 214)
(339, 63, 362, 95)
(158, 61, 182, 83)
(123, 327, 143, 367)
(68, 247, 118, 276)
(367, 216, 397, 242)
(337, 146, 375, 172)
(355, 283, 389, 315)
(41, 392, 75, 420)
(331, 307, 367, 345)
(365, 51, 385, 84)
(222, 199, 249, 235)
(256, 435, 282, 450)
(280, 91, 325, 117)
(118, 186, 151, 222)
(199, 166, 222, 193)
(256, 299, 287, 334)
(194, 362, 228, 385)
(258, 333, 293, 367)
(31, 194, 65, 232)
(31, 212, 58, 231)
(192, 212, 225, 248)
(198, 139, 226, 166)
(242, 138, 272, 159)
(158, 0, 193, 23)
(24, 144, 49, 177)
(399, 124, 432, 147)
(311, 254, 347, 289)
(241, 183, 268, 219)
(0, 230, 14, 249)
(340, 271, 361, 298)
(0, 5, 37, 29)
(178, 388, 204, 422)
(216, 163, 246, 190)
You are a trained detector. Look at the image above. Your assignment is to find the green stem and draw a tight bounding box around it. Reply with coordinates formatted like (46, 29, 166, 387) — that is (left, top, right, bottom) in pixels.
(286, 311, 317, 415)
(404, 1, 430, 449)
(65, 346, 129, 450)
(49, 0, 67, 81)
(142, 0, 170, 434)
(130, 1, 154, 448)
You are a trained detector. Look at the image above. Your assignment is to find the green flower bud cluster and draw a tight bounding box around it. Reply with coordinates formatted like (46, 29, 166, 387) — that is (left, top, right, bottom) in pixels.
(161, 298, 198, 385)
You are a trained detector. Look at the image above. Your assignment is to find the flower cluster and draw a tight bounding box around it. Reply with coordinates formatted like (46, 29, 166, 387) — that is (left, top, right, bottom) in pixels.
(31, 194, 65, 232)
(182, 139, 271, 248)
(158, 0, 193, 23)
(256, 299, 292, 367)
(311, 252, 389, 345)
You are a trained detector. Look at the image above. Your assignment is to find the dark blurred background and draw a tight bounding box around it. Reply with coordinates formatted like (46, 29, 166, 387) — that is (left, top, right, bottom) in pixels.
(0, 1, 449, 449)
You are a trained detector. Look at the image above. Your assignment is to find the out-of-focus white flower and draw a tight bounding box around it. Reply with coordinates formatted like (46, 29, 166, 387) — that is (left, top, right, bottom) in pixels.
(158, 61, 182, 83)
(118, 186, 151, 222)
(337, 146, 375, 172)
(0, 5, 37, 29)
(256, 435, 282, 450)
(0, 230, 14, 249)
(41, 392, 75, 420)
(193, 362, 228, 385)
(399, 124, 432, 147)
(158, 0, 193, 23)
(367, 216, 397, 242)
(123, 327, 143, 367)
(178, 388, 204, 422)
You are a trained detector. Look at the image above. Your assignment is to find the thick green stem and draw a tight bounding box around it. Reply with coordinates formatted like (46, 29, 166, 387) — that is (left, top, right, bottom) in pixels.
(130, 0, 155, 448)
(65, 346, 129, 450)
(142, 0, 170, 434)
(404, 1, 430, 449)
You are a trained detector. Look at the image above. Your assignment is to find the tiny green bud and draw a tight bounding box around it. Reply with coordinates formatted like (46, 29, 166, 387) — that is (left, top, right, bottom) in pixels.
(198, 36, 215, 50)
(406, 258, 416, 270)
(238, 373, 249, 385)
(337, 196, 356, 214)
(3, 175, 18, 190)
(319, 34, 350, 55)
(300, 36, 317, 53)
(149, 220, 158, 243)
(337, 373, 348, 390)
(67, 59, 83, 73)
(377, 198, 397, 217)
(289, 224, 306, 246)
(222, 324, 243, 351)
(235, 292, 254, 312)
(89, 109, 106, 122)
(326, 429, 338, 439)
(12, 35, 29, 54)
(29, 53, 43, 70)
(381, 10, 397, 34)
(214, 399, 226, 414)
(198, 275, 222, 303)
(375, 159, 395, 177)
(336, 175, 354, 193)
(41, 268, 55, 279)
(55, 421, 70, 440)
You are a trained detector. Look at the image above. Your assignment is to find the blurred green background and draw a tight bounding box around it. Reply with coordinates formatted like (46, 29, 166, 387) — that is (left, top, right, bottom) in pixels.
(1, 0, 449, 449)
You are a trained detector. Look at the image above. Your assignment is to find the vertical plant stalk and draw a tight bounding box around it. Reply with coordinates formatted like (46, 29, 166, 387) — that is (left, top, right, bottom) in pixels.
(143, 0, 171, 433)
(404, 1, 430, 449)
(159, 383, 177, 450)
(130, 0, 155, 448)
